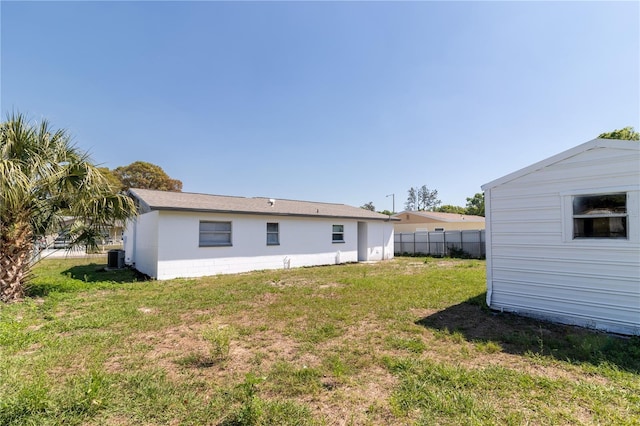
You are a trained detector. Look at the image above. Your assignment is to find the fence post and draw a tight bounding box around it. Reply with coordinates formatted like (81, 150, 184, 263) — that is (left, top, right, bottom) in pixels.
(443, 231, 447, 257)
(413, 232, 416, 255)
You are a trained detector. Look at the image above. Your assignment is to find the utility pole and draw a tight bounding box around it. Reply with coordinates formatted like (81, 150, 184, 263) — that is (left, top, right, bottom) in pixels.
(386, 193, 395, 214)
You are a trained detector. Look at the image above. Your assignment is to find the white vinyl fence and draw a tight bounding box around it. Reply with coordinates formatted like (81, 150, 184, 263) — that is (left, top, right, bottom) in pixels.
(394, 230, 485, 259)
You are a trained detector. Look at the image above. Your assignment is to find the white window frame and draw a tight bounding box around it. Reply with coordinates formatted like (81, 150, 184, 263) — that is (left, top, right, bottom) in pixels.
(572, 193, 627, 239)
(267, 222, 279, 246)
(332, 224, 345, 243)
(199, 221, 232, 247)
(561, 187, 639, 245)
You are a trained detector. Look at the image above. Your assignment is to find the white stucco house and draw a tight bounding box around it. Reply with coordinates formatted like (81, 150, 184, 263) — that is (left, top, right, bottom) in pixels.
(482, 138, 640, 335)
(123, 188, 397, 280)
(392, 210, 485, 233)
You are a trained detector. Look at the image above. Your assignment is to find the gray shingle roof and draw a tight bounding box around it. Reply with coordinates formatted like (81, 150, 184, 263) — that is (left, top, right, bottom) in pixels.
(129, 188, 397, 221)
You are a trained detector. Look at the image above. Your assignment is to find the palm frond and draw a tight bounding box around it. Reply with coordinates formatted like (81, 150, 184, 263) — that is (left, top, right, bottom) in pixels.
(1, 112, 139, 300)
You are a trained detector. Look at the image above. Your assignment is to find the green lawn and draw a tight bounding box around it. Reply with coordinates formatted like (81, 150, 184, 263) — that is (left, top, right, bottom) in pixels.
(1, 257, 638, 425)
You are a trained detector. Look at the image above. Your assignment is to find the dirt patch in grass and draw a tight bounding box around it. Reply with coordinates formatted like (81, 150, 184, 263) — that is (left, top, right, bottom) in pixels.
(409, 307, 439, 319)
(298, 365, 398, 424)
(250, 291, 280, 306)
(16, 342, 43, 356)
(178, 308, 218, 322)
(299, 318, 402, 422)
(232, 328, 309, 370)
(104, 309, 402, 424)
(106, 324, 208, 378)
(109, 320, 306, 377)
(317, 282, 344, 289)
(267, 276, 320, 288)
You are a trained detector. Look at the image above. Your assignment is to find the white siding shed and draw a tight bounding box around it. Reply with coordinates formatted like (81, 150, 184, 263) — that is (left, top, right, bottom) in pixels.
(482, 139, 640, 335)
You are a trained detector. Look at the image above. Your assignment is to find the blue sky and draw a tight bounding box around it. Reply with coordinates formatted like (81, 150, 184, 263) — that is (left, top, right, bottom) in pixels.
(2, 1, 638, 211)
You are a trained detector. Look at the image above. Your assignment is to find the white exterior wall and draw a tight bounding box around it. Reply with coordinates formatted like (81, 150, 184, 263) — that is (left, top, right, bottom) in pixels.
(484, 143, 640, 335)
(123, 211, 159, 279)
(359, 220, 394, 262)
(126, 210, 394, 280)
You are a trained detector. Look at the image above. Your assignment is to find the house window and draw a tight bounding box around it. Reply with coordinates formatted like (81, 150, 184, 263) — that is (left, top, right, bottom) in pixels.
(199, 221, 232, 246)
(434, 228, 445, 232)
(332, 224, 344, 243)
(572, 193, 627, 239)
(267, 222, 279, 245)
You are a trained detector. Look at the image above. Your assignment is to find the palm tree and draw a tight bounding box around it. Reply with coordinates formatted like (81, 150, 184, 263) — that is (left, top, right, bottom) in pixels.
(1, 113, 137, 302)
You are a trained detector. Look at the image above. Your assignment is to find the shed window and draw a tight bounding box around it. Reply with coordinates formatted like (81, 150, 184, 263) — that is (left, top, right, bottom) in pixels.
(332, 224, 344, 243)
(199, 221, 232, 246)
(267, 222, 279, 245)
(572, 193, 627, 239)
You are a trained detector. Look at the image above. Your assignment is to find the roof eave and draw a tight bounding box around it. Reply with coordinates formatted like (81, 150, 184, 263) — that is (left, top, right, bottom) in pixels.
(146, 206, 399, 221)
(482, 138, 640, 191)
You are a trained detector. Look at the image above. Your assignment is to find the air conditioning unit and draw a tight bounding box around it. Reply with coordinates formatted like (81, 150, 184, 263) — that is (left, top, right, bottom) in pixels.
(108, 249, 125, 269)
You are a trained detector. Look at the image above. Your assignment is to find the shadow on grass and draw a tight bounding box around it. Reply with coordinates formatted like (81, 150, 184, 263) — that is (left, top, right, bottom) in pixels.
(416, 293, 640, 374)
(26, 263, 149, 297)
(62, 263, 148, 283)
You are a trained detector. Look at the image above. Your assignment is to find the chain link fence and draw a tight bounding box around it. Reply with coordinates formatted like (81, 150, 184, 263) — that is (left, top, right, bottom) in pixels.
(394, 230, 485, 259)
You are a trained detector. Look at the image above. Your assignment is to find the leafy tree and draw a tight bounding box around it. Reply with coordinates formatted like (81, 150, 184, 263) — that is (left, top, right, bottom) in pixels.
(405, 186, 441, 211)
(113, 161, 182, 192)
(598, 126, 639, 141)
(405, 187, 418, 211)
(360, 201, 376, 211)
(435, 205, 466, 214)
(98, 167, 123, 191)
(418, 185, 441, 211)
(465, 192, 485, 217)
(0, 113, 137, 302)
(378, 209, 394, 216)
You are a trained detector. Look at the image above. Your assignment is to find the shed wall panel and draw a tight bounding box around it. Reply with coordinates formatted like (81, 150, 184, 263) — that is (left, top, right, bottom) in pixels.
(485, 144, 640, 335)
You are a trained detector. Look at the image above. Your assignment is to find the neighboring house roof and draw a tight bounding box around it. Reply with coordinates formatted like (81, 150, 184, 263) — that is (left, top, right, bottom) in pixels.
(482, 138, 640, 190)
(128, 188, 398, 221)
(393, 210, 485, 223)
